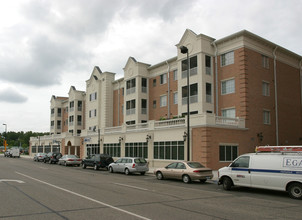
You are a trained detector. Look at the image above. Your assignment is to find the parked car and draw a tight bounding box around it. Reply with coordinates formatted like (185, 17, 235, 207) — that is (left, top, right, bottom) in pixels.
(58, 155, 82, 166)
(4, 149, 11, 157)
(44, 152, 62, 164)
(82, 154, 114, 170)
(33, 153, 47, 162)
(154, 161, 213, 183)
(108, 157, 149, 175)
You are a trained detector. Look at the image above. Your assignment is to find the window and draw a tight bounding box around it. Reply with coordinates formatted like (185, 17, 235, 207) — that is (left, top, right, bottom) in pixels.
(154, 141, 184, 160)
(263, 110, 270, 124)
(125, 142, 148, 158)
(57, 120, 61, 129)
(182, 83, 198, 105)
(221, 51, 234, 66)
(78, 101, 82, 111)
(126, 99, 136, 115)
(206, 83, 212, 103)
(153, 100, 156, 109)
(160, 95, 167, 107)
(173, 70, 178, 80)
(221, 79, 235, 95)
(69, 115, 74, 125)
(262, 81, 270, 96)
(89, 92, 97, 101)
(57, 108, 61, 117)
(182, 55, 198, 78)
(219, 145, 238, 161)
(103, 143, 121, 157)
(126, 78, 136, 95)
(230, 156, 250, 168)
(77, 115, 82, 126)
(222, 108, 236, 118)
(173, 92, 178, 104)
(89, 109, 97, 118)
(51, 108, 54, 116)
(51, 120, 54, 128)
(206, 55, 211, 75)
(262, 55, 269, 69)
(141, 99, 147, 114)
(153, 79, 156, 87)
(160, 73, 167, 84)
(141, 78, 147, 93)
(126, 120, 135, 125)
(69, 101, 74, 112)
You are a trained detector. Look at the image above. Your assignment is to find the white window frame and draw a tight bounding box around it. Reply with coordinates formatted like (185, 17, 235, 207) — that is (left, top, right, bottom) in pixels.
(173, 70, 178, 81)
(173, 92, 178, 105)
(160, 73, 167, 85)
(263, 110, 270, 125)
(262, 55, 269, 69)
(221, 51, 234, 66)
(160, 95, 167, 107)
(222, 108, 236, 118)
(262, 81, 270, 96)
(221, 78, 235, 95)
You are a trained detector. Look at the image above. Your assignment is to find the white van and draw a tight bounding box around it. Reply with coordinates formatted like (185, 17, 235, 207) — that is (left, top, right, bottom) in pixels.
(218, 146, 302, 199)
(10, 147, 20, 158)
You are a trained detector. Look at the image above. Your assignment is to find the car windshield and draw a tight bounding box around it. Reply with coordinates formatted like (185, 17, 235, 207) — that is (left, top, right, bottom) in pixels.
(134, 158, 147, 163)
(187, 162, 205, 168)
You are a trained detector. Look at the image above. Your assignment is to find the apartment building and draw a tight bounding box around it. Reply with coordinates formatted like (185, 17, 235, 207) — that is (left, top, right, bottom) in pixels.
(30, 29, 302, 170)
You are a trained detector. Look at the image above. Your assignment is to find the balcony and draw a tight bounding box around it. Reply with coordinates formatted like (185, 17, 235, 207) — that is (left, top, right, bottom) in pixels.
(181, 67, 197, 78)
(141, 87, 147, 93)
(126, 108, 136, 115)
(126, 87, 136, 95)
(182, 95, 198, 105)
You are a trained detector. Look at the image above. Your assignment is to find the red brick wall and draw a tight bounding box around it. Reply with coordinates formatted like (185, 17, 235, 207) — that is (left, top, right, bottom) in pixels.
(149, 71, 178, 120)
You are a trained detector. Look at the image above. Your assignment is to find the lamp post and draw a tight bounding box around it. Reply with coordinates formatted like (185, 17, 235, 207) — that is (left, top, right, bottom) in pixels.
(3, 123, 7, 151)
(180, 46, 190, 161)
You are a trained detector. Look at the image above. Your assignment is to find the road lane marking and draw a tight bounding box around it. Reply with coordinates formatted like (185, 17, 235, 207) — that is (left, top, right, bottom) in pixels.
(0, 179, 25, 183)
(114, 183, 149, 191)
(16, 172, 151, 220)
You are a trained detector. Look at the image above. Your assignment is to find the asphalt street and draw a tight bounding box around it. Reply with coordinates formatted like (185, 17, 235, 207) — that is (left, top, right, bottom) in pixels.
(0, 155, 301, 220)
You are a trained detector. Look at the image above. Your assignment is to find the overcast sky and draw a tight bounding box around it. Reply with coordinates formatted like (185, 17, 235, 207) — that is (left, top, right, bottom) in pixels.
(0, 0, 301, 132)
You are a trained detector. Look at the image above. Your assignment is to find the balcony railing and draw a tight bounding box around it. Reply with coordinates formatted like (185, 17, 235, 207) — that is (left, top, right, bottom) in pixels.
(126, 87, 136, 95)
(182, 95, 198, 105)
(141, 108, 147, 114)
(126, 108, 136, 115)
(206, 66, 211, 75)
(141, 87, 147, 93)
(182, 67, 197, 78)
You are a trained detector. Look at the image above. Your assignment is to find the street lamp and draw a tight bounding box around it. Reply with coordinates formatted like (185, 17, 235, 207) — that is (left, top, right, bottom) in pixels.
(180, 45, 190, 161)
(3, 124, 7, 151)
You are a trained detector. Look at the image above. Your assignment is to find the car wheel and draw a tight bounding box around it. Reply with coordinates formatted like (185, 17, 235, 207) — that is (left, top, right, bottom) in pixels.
(288, 183, 302, 199)
(200, 179, 207, 183)
(124, 168, 130, 175)
(156, 171, 164, 180)
(94, 164, 99, 170)
(140, 172, 145, 175)
(64, 162, 67, 167)
(182, 175, 191, 184)
(222, 177, 233, 191)
(82, 163, 86, 169)
(109, 166, 114, 173)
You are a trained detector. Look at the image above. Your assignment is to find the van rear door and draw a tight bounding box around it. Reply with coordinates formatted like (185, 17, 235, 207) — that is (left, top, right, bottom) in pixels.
(229, 156, 251, 187)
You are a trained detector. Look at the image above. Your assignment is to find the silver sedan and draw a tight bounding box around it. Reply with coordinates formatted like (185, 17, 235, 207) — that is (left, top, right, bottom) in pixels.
(58, 155, 82, 166)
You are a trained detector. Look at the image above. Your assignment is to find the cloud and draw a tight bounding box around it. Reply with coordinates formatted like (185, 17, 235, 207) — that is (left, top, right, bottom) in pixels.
(0, 87, 28, 103)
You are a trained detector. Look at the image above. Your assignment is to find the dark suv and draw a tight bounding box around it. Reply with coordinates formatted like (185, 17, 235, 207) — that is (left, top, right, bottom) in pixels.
(44, 152, 62, 164)
(82, 154, 114, 170)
